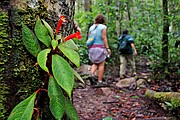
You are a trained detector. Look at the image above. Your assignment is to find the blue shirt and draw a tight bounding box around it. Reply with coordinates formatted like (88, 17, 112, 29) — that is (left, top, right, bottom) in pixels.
(118, 34, 134, 42)
(89, 24, 107, 45)
(118, 34, 134, 54)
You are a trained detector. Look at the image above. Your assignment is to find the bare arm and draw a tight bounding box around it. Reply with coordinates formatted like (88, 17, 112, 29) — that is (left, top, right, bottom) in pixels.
(102, 29, 111, 54)
(131, 43, 137, 55)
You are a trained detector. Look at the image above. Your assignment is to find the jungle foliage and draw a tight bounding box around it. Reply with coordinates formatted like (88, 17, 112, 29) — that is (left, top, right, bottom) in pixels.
(0, 0, 179, 119)
(74, 0, 180, 76)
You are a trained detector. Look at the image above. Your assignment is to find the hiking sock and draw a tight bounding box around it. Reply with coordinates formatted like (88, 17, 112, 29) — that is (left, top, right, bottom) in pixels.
(98, 80, 102, 83)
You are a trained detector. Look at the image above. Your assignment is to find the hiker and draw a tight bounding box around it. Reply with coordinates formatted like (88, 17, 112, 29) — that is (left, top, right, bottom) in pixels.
(87, 14, 111, 85)
(118, 30, 137, 79)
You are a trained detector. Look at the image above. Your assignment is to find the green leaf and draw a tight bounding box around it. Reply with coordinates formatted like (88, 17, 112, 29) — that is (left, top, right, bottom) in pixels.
(65, 98, 79, 120)
(165, 102, 173, 107)
(61, 40, 78, 50)
(52, 54, 74, 98)
(51, 39, 58, 50)
(72, 68, 84, 84)
(42, 19, 54, 39)
(22, 23, 41, 57)
(130, 95, 139, 99)
(35, 17, 51, 47)
(48, 76, 65, 119)
(102, 116, 113, 120)
(37, 49, 51, 73)
(58, 44, 80, 67)
(8, 92, 36, 120)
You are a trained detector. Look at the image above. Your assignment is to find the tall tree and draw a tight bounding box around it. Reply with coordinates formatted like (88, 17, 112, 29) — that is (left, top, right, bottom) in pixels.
(84, 0, 91, 11)
(127, 0, 131, 27)
(116, 0, 120, 37)
(58, 0, 76, 36)
(76, 0, 80, 12)
(0, 0, 76, 119)
(162, 0, 169, 67)
(106, 0, 109, 27)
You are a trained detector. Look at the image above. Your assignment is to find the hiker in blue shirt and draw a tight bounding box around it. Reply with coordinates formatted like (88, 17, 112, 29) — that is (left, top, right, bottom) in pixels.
(118, 30, 137, 79)
(88, 14, 111, 85)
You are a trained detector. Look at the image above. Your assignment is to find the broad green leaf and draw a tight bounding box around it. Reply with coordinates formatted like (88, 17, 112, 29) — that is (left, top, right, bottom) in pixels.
(48, 76, 65, 119)
(51, 39, 58, 50)
(37, 49, 51, 73)
(8, 92, 36, 120)
(42, 19, 54, 39)
(72, 68, 84, 84)
(65, 98, 79, 120)
(52, 54, 74, 98)
(61, 40, 78, 50)
(22, 23, 41, 57)
(35, 17, 51, 47)
(58, 45, 80, 67)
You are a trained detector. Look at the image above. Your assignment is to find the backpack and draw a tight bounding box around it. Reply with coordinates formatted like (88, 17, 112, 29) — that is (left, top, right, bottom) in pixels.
(86, 25, 98, 47)
(118, 35, 129, 52)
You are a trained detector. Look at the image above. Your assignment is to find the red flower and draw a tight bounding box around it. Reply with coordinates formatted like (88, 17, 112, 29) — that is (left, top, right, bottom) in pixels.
(64, 32, 82, 42)
(55, 15, 66, 34)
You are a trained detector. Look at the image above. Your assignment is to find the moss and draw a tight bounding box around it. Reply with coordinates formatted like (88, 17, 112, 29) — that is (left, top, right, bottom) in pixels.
(1, 1, 73, 119)
(0, 4, 49, 119)
(154, 92, 180, 108)
(0, 10, 9, 120)
(0, 2, 58, 119)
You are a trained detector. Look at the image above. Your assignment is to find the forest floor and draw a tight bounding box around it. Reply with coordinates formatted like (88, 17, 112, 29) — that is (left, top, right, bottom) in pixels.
(73, 56, 180, 120)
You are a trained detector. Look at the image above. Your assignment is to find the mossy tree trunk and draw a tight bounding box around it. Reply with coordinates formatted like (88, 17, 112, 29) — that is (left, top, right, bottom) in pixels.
(0, 0, 75, 119)
(145, 89, 180, 108)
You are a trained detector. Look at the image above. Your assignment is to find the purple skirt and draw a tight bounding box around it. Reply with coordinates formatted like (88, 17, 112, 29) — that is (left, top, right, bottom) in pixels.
(88, 47, 108, 64)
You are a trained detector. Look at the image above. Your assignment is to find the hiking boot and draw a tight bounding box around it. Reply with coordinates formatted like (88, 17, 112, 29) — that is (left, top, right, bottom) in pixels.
(89, 76, 98, 85)
(92, 81, 108, 87)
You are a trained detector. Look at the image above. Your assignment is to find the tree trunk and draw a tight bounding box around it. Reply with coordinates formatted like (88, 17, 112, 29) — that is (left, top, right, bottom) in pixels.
(0, 7, 10, 120)
(76, 0, 80, 13)
(127, 0, 131, 27)
(84, 0, 91, 12)
(119, 1, 124, 33)
(145, 89, 180, 108)
(0, 0, 75, 119)
(106, 0, 109, 27)
(116, 0, 120, 37)
(58, 0, 75, 36)
(162, 0, 169, 67)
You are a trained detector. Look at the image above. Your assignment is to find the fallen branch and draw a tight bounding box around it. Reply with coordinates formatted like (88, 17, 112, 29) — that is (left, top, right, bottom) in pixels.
(145, 89, 180, 108)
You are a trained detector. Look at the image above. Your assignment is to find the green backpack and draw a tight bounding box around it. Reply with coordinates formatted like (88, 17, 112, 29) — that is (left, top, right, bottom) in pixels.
(118, 35, 129, 52)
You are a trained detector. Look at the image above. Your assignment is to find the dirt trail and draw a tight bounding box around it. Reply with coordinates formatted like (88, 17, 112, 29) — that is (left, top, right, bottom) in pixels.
(73, 56, 176, 120)
(73, 84, 169, 120)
